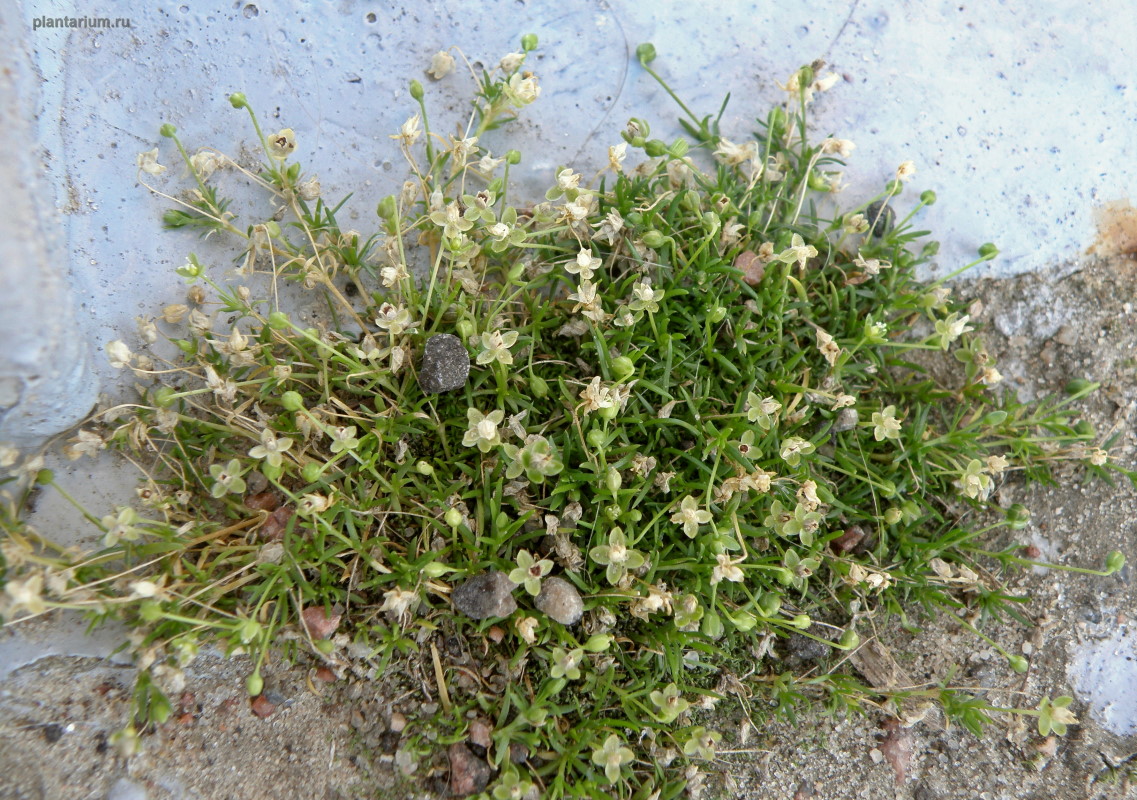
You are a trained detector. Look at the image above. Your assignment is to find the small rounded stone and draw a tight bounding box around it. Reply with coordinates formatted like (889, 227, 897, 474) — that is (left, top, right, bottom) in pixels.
(534, 576, 583, 625)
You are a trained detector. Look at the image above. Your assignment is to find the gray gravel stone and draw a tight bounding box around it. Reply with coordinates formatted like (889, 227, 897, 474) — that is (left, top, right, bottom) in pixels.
(418, 334, 470, 394)
(866, 199, 896, 238)
(786, 630, 831, 662)
(534, 576, 583, 625)
(451, 571, 517, 620)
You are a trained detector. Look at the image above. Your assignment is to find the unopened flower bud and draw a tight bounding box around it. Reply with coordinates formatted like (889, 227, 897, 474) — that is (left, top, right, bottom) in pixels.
(280, 391, 304, 413)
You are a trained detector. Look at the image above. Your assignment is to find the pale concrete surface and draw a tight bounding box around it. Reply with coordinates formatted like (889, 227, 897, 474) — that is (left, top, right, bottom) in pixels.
(6, 0, 1137, 733)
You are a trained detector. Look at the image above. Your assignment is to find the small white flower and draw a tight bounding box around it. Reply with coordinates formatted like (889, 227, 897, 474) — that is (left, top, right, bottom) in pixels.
(776, 233, 818, 272)
(392, 113, 421, 146)
(189, 150, 223, 180)
(4, 573, 46, 615)
(710, 553, 745, 585)
(820, 138, 856, 157)
(63, 429, 105, 461)
(427, 50, 455, 80)
(374, 302, 417, 336)
(247, 427, 293, 465)
(106, 340, 133, 369)
(608, 142, 627, 172)
(477, 329, 519, 366)
(578, 376, 616, 414)
(462, 408, 504, 452)
(896, 161, 917, 182)
(713, 137, 758, 167)
(816, 328, 841, 367)
(871, 405, 902, 441)
(328, 425, 360, 454)
(379, 586, 419, 620)
(628, 278, 663, 314)
(670, 495, 712, 539)
(935, 312, 973, 350)
(136, 148, 166, 176)
(504, 73, 540, 107)
(853, 253, 891, 276)
(567, 247, 601, 281)
(499, 51, 526, 74)
(298, 493, 332, 515)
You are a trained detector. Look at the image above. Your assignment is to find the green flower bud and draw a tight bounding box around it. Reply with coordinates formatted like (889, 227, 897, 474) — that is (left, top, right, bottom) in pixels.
(1007, 654, 1029, 674)
(267, 311, 291, 330)
(1074, 420, 1095, 438)
(807, 171, 829, 192)
(701, 610, 724, 639)
(175, 339, 196, 355)
(159, 123, 177, 138)
(586, 428, 606, 449)
(1064, 378, 1094, 396)
(245, 670, 264, 696)
(507, 262, 526, 282)
(838, 629, 860, 650)
(281, 391, 304, 411)
(644, 139, 668, 158)
(34, 468, 54, 486)
(301, 462, 322, 483)
(920, 189, 937, 205)
(978, 242, 999, 260)
(314, 638, 335, 655)
(138, 599, 163, 622)
(883, 507, 902, 525)
(376, 195, 398, 220)
(445, 507, 463, 529)
(521, 33, 539, 52)
(409, 80, 424, 101)
(153, 386, 177, 409)
(583, 634, 613, 652)
(599, 405, 619, 421)
(605, 466, 622, 493)
(455, 319, 475, 342)
(758, 592, 782, 617)
(921, 241, 941, 258)
(261, 462, 283, 482)
(669, 137, 689, 158)
(641, 229, 667, 249)
(611, 356, 635, 380)
(707, 306, 727, 324)
(228, 92, 249, 109)
(422, 561, 453, 578)
(1006, 504, 1031, 530)
(767, 108, 787, 130)
(529, 374, 549, 398)
(237, 617, 262, 644)
(796, 64, 815, 86)
(791, 614, 812, 630)
(1106, 550, 1126, 574)
(415, 460, 434, 476)
(635, 42, 657, 64)
(729, 610, 758, 632)
(505, 149, 522, 165)
(886, 179, 904, 196)
(983, 410, 1009, 426)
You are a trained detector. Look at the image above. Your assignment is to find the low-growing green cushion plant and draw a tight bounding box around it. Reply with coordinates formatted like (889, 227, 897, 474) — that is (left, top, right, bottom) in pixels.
(1, 37, 1129, 799)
